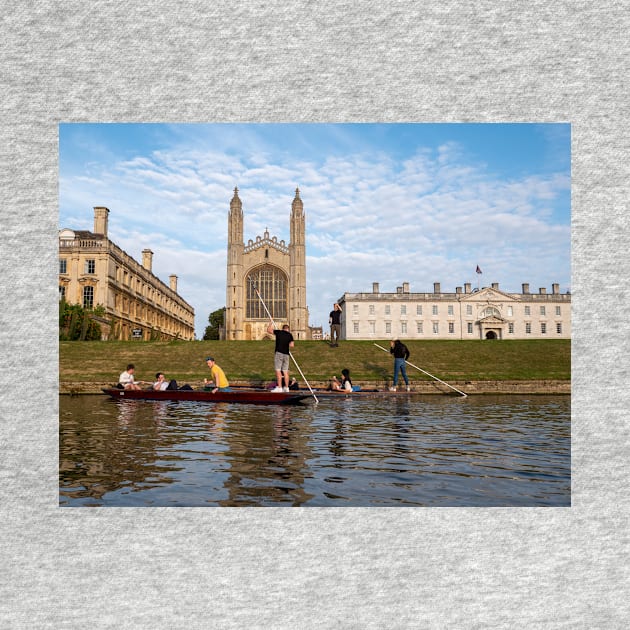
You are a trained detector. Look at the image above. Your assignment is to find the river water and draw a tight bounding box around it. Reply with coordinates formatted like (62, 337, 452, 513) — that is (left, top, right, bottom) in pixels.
(59, 394, 570, 507)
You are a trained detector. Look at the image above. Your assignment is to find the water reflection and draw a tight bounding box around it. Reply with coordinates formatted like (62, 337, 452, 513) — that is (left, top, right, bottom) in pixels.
(59, 394, 570, 507)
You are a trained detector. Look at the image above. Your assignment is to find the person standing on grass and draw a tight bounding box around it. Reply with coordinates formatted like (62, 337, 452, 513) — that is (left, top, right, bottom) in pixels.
(267, 321, 294, 392)
(329, 302, 342, 347)
(389, 339, 411, 391)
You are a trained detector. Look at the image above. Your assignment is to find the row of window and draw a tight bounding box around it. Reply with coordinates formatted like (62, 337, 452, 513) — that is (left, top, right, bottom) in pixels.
(352, 304, 563, 317)
(351, 321, 564, 335)
(60, 285, 94, 309)
(59, 258, 95, 275)
(60, 258, 192, 320)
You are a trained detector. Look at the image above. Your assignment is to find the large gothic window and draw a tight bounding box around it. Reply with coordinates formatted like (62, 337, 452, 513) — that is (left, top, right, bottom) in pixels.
(246, 265, 287, 320)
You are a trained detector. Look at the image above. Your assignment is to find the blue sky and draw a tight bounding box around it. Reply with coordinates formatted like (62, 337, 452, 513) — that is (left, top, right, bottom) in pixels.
(59, 123, 571, 338)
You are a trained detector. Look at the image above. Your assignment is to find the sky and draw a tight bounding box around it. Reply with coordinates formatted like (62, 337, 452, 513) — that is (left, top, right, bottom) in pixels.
(58, 123, 571, 338)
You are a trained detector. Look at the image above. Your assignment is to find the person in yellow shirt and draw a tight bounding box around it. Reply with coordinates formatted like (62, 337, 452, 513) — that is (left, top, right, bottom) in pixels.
(204, 357, 231, 393)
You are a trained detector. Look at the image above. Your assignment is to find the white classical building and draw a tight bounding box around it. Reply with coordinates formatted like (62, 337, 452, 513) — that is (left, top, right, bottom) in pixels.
(338, 281, 571, 340)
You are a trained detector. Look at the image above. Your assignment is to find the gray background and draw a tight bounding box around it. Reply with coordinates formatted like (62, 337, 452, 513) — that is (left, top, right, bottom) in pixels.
(1, 1, 628, 628)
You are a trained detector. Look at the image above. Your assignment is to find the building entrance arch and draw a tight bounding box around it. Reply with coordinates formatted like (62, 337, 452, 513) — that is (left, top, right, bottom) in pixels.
(485, 330, 497, 339)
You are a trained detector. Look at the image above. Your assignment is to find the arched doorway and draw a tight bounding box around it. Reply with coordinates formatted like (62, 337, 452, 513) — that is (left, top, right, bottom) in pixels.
(485, 330, 497, 339)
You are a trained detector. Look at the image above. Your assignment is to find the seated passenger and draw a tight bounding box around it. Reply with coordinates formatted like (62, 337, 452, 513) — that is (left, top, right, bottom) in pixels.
(340, 368, 353, 392)
(203, 357, 231, 393)
(153, 372, 178, 391)
(119, 364, 143, 390)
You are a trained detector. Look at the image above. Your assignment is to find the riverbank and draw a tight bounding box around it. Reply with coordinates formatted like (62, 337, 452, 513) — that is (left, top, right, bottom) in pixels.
(60, 339, 570, 395)
(60, 379, 570, 395)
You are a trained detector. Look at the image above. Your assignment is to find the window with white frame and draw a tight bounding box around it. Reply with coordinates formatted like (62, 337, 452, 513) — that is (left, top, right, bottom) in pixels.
(84, 259, 96, 274)
(467, 322, 473, 334)
(353, 322, 359, 334)
(556, 322, 562, 334)
(83, 285, 94, 309)
(508, 323, 514, 334)
(541, 322, 547, 334)
(540, 306, 546, 316)
(401, 322, 407, 334)
(416, 304, 422, 315)
(448, 322, 454, 333)
(400, 305, 406, 315)
(447, 305, 454, 315)
(432, 322, 439, 334)
(353, 304, 359, 315)
(507, 306, 513, 316)
(59, 258, 67, 274)
(369, 304, 375, 315)
(525, 322, 531, 334)
(555, 306, 561, 316)
(416, 321, 423, 334)
(385, 322, 391, 334)
(466, 305, 472, 315)
(369, 321, 375, 334)
(432, 305, 438, 315)
(524, 306, 531, 315)
(385, 304, 390, 315)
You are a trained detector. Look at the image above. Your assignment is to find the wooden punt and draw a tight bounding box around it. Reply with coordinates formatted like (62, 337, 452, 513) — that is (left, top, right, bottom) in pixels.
(101, 387, 313, 405)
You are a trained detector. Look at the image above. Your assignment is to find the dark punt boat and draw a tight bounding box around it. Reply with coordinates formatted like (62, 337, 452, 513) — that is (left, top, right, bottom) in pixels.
(102, 387, 313, 405)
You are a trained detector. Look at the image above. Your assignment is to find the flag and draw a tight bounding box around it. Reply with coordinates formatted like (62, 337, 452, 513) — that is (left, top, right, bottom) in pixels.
(476, 265, 482, 274)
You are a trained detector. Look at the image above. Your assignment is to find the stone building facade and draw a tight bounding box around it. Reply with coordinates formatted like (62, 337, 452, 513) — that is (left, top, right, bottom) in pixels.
(224, 188, 309, 340)
(59, 207, 195, 341)
(338, 281, 571, 340)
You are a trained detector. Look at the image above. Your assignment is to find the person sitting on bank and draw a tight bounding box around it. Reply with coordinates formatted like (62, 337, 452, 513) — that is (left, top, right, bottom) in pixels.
(119, 364, 144, 390)
(204, 357, 231, 393)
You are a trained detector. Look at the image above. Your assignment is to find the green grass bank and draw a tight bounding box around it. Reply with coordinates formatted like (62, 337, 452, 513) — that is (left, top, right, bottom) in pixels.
(60, 339, 570, 392)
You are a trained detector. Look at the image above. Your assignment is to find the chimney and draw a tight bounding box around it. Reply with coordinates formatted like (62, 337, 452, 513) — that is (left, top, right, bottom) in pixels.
(456, 286, 462, 294)
(402, 282, 410, 293)
(539, 287, 547, 295)
(396, 286, 403, 294)
(522, 283, 530, 294)
(433, 282, 441, 294)
(372, 282, 379, 294)
(169, 275, 178, 292)
(93, 206, 109, 236)
(552, 283, 559, 294)
(142, 249, 153, 272)
(464, 283, 471, 294)
(492, 282, 499, 290)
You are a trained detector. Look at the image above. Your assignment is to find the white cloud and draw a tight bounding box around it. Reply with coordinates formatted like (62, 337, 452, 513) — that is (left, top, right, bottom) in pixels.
(60, 128, 570, 337)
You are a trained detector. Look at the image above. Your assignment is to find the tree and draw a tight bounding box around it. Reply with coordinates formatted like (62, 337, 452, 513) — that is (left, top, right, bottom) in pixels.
(203, 307, 225, 340)
(59, 299, 105, 341)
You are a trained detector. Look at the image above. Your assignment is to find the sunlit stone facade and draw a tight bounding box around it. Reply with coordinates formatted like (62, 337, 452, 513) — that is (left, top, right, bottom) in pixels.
(338, 281, 571, 340)
(224, 188, 309, 340)
(59, 207, 195, 341)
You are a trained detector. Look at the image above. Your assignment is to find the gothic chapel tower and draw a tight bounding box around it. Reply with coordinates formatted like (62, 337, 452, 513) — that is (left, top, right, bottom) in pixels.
(225, 187, 244, 339)
(224, 187, 308, 340)
(289, 188, 308, 340)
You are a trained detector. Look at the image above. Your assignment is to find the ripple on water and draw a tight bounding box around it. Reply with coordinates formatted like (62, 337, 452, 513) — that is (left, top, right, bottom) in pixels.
(59, 394, 570, 507)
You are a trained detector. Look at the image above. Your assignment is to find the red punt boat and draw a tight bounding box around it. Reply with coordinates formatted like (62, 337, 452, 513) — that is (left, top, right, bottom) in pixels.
(102, 387, 313, 405)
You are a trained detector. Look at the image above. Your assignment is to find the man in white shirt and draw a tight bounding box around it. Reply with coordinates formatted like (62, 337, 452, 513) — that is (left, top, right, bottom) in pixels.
(119, 364, 143, 390)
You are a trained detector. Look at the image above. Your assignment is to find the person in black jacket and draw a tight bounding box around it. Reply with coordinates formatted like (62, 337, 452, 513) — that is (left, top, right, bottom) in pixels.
(389, 339, 410, 391)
